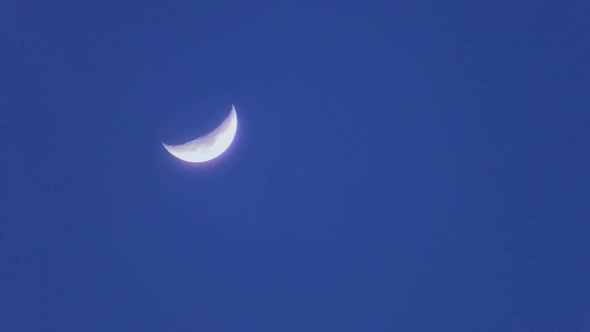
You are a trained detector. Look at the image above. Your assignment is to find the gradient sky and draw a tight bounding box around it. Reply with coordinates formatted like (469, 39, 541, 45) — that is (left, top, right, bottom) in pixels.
(1, 2, 589, 331)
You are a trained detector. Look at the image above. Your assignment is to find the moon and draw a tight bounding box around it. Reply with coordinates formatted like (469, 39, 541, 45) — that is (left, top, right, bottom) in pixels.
(162, 105, 238, 163)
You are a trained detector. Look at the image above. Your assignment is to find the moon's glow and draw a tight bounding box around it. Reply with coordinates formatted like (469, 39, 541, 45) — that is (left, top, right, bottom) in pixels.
(162, 105, 238, 163)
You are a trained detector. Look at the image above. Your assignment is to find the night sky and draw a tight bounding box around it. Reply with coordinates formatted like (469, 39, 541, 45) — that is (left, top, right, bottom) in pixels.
(1, 2, 589, 331)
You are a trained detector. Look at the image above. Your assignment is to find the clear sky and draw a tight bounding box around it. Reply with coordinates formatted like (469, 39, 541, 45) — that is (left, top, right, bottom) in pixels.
(1, 2, 589, 331)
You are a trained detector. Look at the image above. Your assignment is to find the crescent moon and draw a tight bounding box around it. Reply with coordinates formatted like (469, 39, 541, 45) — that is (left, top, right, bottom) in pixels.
(162, 105, 238, 163)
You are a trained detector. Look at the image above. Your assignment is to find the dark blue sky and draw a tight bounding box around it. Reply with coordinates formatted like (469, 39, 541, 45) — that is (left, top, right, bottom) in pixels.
(1, 2, 589, 331)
